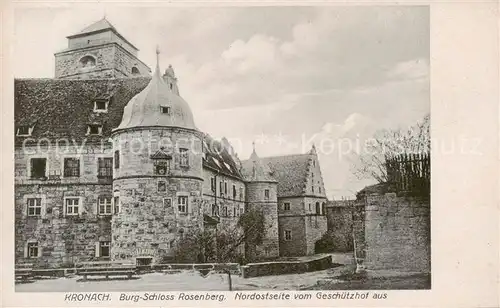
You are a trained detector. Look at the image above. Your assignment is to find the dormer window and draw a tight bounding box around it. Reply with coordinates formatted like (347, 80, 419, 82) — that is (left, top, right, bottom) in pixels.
(131, 67, 140, 75)
(87, 124, 102, 136)
(16, 125, 33, 136)
(94, 99, 109, 112)
(160, 106, 171, 114)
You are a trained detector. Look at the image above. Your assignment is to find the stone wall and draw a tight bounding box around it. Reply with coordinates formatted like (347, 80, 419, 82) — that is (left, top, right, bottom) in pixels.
(362, 193, 430, 272)
(325, 202, 363, 252)
(245, 182, 280, 261)
(112, 177, 203, 264)
(304, 215, 328, 255)
(15, 144, 114, 268)
(114, 45, 150, 77)
(278, 216, 306, 256)
(55, 44, 149, 79)
(112, 128, 203, 180)
(15, 184, 112, 268)
(240, 255, 332, 278)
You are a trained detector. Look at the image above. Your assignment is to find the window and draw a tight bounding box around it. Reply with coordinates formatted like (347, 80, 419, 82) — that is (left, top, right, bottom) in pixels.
(219, 181, 224, 197)
(239, 207, 244, 215)
(322, 203, 326, 216)
(312, 186, 314, 193)
(27, 242, 39, 258)
(224, 182, 228, 195)
(98, 196, 112, 215)
(17, 125, 32, 136)
(27, 198, 42, 217)
(315, 202, 321, 215)
(179, 148, 189, 167)
(30, 158, 46, 179)
(163, 198, 172, 208)
(87, 124, 102, 135)
(309, 203, 311, 211)
(319, 187, 321, 193)
(80, 55, 96, 68)
(93, 100, 108, 112)
(210, 177, 215, 192)
(232, 185, 236, 199)
(284, 230, 292, 241)
(160, 106, 171, 114)
(283, 202, 291, 211)
(233, 206, 236, 217)
(178, 196, 188, 213)
(64, 158, 80, 177)
(264, 189, 270, 200)
(65, 197, 80, 216)
(239, 187, 243, 200)
(158, 181, 166, 192)
(98, 157, 113, 178)
(100, 241, 110, 257)
(113, 196, 120, 214)
(114, 151, 120, 169)
(131, 67, 140, 75)
(223, 206, 228, 217)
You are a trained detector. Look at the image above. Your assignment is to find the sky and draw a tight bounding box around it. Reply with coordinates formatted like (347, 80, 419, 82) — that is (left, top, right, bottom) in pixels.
(13, 5, 430, 199)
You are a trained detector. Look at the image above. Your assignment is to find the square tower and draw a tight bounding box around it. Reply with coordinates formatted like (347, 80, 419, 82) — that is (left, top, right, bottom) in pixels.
(54, 18, 151, 79)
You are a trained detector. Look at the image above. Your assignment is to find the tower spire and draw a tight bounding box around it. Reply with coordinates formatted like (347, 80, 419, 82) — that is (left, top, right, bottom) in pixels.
(155, 45, 160, 71)
(252, 141, 256, 154)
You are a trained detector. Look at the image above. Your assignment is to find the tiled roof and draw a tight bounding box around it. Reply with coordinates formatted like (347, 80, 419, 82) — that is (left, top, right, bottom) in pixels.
(202, 134, 244, 180)
(75, 18, 116, 36)
(14, 77, 150, 145)
(251, 154, 311, 197)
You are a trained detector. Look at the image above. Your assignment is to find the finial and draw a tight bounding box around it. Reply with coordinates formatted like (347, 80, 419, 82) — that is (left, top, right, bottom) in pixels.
(252, 141, 256, 153)
(155, 45, 160, 70)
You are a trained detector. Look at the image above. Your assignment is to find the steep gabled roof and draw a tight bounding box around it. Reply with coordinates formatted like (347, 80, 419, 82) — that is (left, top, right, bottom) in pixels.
(15, 77, 150, 145)
(202, 134, 243, 180)
(260, 154, 311, 197)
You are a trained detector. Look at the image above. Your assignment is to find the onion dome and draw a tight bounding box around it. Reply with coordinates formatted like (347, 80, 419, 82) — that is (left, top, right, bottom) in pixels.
(115, 52, 196, 130)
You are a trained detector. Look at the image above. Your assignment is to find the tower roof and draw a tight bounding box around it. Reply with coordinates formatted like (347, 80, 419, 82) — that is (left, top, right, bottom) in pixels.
(115, 60, 196, 131)
(241, 147, 277, 183)
(67, 17, 139, 51)
(77, 17, 116, 35)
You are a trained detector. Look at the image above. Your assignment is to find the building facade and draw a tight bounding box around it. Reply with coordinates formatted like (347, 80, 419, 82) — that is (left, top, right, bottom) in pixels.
(14, 18, 328, 268)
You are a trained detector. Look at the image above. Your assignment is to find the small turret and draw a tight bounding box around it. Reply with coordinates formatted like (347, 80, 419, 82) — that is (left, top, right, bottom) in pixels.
(162, 64, 180, 95)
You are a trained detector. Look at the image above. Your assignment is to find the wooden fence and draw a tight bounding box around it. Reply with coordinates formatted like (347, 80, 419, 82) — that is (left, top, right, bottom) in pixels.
(386, 153, 430, 194)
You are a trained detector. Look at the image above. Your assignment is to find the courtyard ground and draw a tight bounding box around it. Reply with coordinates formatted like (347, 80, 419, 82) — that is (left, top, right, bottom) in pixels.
(15, 253, 430, 292)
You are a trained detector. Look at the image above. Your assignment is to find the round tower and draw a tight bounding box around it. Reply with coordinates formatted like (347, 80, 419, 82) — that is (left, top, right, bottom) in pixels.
(243, 145, 280, 261)
(110, 54, 203, 265)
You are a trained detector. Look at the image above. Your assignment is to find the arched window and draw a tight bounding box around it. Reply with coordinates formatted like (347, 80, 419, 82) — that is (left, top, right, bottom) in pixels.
(315, 202, 320, 215)
(131, 67, 140, 75)
(80, 55, 96, 68)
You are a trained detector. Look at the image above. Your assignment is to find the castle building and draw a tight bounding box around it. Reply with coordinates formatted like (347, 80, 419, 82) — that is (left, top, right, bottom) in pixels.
(14, 18, 328, 268)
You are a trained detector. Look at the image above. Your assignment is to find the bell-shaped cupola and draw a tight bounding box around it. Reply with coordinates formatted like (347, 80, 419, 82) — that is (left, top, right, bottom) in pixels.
(115, 50, 196, 131)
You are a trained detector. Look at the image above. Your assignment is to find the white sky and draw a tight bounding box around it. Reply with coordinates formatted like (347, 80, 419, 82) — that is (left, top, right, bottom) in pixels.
(13, 5, 430, 199)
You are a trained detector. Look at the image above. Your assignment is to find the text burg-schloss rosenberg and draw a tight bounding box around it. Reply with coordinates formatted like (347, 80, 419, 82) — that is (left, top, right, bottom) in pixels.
(64, 291, 388, 302)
